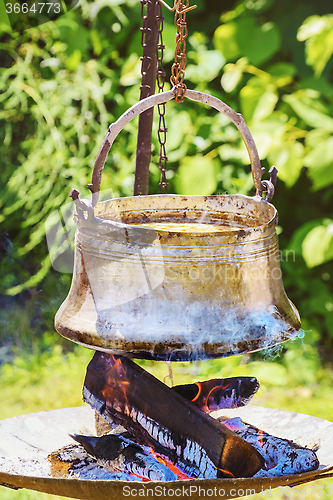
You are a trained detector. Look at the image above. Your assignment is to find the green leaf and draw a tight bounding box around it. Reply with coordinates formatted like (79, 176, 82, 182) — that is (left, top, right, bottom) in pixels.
(214, 18, 281, 65)
(166, 111, 192, 152)
(297, 15, 329, 41)
(300, 76, 333, 98)
(304, 137, 333, 168)
(237, 19, 281, 66)
(284, 92, 333, 131)
(240, 77, 278, 123)
(119, 53, 141, 86)
(90, 30, 103, 57)
(186, 50, 225, 83)
(65, 49, 82, 71)
(267, 62, 297, 78)
(288, 220, 324, 255)
(307, 163, 333, 191)
(219, 144, 249, 165)
(221, 63, 243, 93)
(304, 131, 333, 190)
(214, 23, 241, 61)
(302, 220, 333, 267)
(175, 156, 218, 195)
(297, 15, 333, 76)
(268, 141, 304, 187)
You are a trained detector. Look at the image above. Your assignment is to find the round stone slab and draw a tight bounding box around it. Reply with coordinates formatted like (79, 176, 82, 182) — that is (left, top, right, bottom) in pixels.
(0, 406, 333, 500)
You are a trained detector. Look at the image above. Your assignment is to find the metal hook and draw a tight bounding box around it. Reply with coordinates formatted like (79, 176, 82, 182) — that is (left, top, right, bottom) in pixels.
(158, 0, 197, 14)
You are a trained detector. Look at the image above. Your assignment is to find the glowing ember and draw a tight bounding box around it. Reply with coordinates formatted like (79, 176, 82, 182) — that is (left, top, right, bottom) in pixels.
(219, 417, 319, 477)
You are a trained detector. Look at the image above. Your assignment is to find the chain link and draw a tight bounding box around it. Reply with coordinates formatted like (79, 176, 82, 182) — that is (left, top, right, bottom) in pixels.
(140, 0, 154, 95)
(169, 0, 197, 103)
(155, 0, 168, 193)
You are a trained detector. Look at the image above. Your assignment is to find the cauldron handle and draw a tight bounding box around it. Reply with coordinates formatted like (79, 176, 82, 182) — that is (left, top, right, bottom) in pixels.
(87, 88, 271, 206)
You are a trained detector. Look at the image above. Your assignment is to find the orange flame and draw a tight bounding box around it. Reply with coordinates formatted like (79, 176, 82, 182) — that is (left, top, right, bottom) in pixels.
(102, 355, 130, 407)
(258, 429, 264, 448)
(192, 380, 233, 412)
(217, 467, 235, 479)
(150, 450, 193, 480)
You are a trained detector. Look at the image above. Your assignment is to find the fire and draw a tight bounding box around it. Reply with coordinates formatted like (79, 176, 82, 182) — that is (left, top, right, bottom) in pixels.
(102, 355, 130, 407)
(258, 429, 264, 448)
(191, 380, 235, 412)
(149, 450, 193, 480)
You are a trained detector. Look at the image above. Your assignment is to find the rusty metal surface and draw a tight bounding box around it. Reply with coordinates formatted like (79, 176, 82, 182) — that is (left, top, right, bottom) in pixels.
(1, 406, 333, 499)
(55, 194, 300, 360)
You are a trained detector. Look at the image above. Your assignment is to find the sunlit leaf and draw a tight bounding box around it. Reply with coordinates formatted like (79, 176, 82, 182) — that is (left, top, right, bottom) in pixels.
(302, 220, 333, 267)
(119, 53, 141, 86)
(221, 63, 243, 93)
(237, 19, 281, 65)
(213, 22, 241, 61)
(214, 17, 280, 65)
(65, 49, 81, 71)
(304, 137, 333, 168)
(299, 76, 333, 98)
(267, 141, 304, 187)
(175, 155, 218, 195)
(297, 15, 328, 41)
(186, 50, 225, 83)
(166, 111, 192, 151)
(297, 15, 333, 76)
(240, 77, 278, 123)
(267, 62, 297, 78)
(284, 92, 333, 131)
(307, 163, 333, 191)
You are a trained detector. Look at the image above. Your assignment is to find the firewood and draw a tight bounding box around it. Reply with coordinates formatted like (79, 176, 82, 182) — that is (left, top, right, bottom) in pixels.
(83, 352, 264, 479)
(219, 416, 319, 477)
(172, 377, 259, 411)
(70, 433, 177, 481)
(94, 377, 258, 436)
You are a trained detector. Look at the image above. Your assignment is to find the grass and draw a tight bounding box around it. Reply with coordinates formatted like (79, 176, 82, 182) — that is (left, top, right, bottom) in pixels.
(1, 331, 333, 499)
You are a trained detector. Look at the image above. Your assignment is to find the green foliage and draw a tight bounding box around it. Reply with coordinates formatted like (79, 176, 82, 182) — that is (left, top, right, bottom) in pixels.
(0, 332, 91, 420)
(301, 219, 333, 268)
(297, 14, 333, 77)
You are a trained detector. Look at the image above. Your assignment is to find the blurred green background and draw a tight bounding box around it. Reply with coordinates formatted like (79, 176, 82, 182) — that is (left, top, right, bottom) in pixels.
(0, 0, 333, 498)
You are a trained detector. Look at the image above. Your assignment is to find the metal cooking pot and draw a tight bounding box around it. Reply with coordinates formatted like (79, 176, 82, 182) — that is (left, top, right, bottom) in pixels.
(55, 89, 300, 360)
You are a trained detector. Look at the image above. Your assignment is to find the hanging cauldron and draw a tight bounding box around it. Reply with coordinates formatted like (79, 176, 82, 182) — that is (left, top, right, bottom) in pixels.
(55, 89, 300, 361)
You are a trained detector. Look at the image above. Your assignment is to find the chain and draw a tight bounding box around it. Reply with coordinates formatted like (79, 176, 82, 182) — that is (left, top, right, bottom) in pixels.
(166, 0, 197, 103)
(140, 0, 153, 96)
(155, 0, 168, 193)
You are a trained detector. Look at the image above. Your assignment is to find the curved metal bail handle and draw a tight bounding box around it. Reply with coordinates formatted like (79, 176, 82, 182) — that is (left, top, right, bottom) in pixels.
(87, 88, 272, 206)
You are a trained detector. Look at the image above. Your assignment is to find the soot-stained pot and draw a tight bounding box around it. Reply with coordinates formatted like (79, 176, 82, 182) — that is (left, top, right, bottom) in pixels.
(55, 89, 300, 361)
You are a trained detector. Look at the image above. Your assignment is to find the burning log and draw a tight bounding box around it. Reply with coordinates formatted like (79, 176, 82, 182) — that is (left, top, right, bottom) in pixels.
(172, 377, 259, 412)
(70, 433, 177, 481)
(83, 352, 264, 479)
(49, 443, 135, 481)
(218, 417, 319, 477)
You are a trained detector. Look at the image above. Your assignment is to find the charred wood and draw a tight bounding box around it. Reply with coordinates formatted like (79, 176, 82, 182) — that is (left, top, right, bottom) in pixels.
(70, 433, 177, 481)
(172, 377, 259, 412)
(83, 352, 264, 479)
(219, 417, 319, 477)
